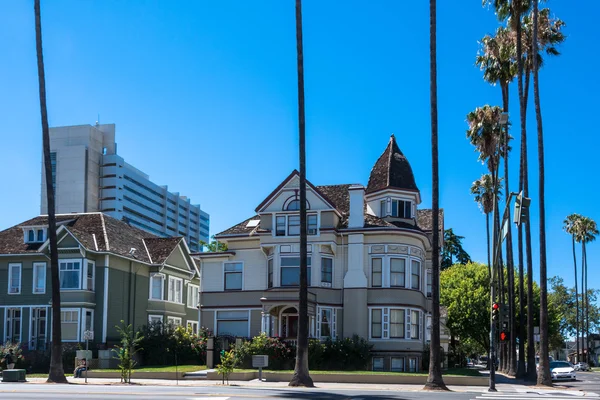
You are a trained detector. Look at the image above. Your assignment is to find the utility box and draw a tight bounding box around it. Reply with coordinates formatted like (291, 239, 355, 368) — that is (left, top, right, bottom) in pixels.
(252, 355, 268, 368)
(2, 369, 26, 382)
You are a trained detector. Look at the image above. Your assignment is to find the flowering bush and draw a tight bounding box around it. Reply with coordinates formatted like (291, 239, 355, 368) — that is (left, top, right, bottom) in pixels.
(234, 333, 296, 370)
(1, 342, 25, 369)
(138, 322, 211, 366)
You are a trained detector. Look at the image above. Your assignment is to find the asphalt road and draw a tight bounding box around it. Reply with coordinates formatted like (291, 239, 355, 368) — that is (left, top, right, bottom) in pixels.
(0, 383, 487, 400)
(556, 370, 600, 394)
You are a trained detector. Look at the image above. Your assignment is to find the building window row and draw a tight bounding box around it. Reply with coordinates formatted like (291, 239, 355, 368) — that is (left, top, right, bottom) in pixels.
(126, 216, 166, 237)
(123, 175, 165, 199)
(123, 207, 163, 228)
(123, 194, 164, 218)
(275, 214, 317, 236)
(371, 256, 421, 290)
(123, 184, 164, 208)
(369, 307, 422, 340)
(373, 356, 418, 372)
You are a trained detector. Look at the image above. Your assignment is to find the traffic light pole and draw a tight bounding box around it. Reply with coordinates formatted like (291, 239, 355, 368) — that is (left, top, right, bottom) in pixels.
(489, 285, 497, 392)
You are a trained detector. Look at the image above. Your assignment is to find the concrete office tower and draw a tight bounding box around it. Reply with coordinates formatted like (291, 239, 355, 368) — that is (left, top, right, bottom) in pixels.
(40, 123, 209, 251)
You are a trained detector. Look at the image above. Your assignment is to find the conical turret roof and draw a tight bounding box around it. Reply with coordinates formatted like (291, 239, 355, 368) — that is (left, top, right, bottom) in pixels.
(366, 134, 419, 194)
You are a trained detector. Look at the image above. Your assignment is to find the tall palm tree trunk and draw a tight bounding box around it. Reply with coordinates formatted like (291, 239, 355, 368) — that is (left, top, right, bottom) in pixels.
(533, 1, 551, 386)
(583, 242, 588, 363)
(35, 0, 67, 384)
(487, 213, 491, 282)
(289, 0, 313, 387)
(573, 235, 579, 363)
(502, 85, 517, 376)
(424, 0, 447, 390)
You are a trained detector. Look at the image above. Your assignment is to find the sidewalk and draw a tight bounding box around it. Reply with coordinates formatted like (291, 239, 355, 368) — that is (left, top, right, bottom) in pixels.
(19, 376, 600, 396)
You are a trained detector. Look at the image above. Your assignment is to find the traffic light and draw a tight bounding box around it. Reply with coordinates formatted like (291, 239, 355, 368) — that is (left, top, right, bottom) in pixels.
(513, 191, 531, 226)
(501, 304, 509, 320)
(492, 302, 499, 321)
(500, 331, 509, 343)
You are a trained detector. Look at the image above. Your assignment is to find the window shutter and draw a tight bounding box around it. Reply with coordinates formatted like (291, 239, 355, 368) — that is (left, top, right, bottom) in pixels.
(406, 309, 411, 339)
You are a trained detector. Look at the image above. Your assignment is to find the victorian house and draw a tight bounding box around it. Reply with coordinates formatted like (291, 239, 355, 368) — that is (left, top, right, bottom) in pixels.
(0, 213, 200, 349)
(194, 135, 447, 372)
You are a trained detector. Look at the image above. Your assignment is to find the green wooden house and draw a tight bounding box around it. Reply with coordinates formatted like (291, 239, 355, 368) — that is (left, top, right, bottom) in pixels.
(0, 212, 200, 349)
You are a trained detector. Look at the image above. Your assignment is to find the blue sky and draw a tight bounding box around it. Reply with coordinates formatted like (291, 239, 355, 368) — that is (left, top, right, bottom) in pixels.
(0, 1, 597, 292)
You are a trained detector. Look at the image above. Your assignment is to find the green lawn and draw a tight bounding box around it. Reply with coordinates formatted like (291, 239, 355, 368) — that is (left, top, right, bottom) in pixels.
(231, 368, 480, 377)
(22, 365, 206, 377)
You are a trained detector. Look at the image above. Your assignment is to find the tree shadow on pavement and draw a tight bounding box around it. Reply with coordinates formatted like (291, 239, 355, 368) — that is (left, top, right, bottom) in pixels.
(270, 391, 407, 400)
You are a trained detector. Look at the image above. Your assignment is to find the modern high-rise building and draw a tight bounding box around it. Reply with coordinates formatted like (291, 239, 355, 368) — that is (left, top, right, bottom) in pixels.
(40, 123, 209, 251)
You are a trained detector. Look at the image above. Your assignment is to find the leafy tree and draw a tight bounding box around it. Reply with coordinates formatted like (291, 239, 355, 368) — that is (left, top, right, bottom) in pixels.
(441, 229, 471, 270)
(217, 349, 236, 385)
(200, 235, 228, 252)
(114, 320, 143, 384)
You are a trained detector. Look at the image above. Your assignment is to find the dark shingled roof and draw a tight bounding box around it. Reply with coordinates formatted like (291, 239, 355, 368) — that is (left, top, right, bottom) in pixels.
(218, 185, 436, 236)
(0, 213, 184, 265)
(416, 209, 444, 233)
(366, 134, 419, 194)
(144, 237, 184, 264)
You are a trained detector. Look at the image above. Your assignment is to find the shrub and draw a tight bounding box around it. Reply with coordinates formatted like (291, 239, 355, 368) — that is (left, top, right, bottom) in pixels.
(319, 335, 372, 371)
(138, 322, 210, 366)
(234, 333, 295, 370)
(217, 349, 236, 384)
(114, 320, 143, 383)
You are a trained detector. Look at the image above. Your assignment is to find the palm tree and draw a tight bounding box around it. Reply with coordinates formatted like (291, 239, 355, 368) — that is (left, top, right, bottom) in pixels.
(34, 0, 67, 383)
(424, 0, 447, 391)
(470, 173, 502, 281)
(289, 0, 313, 387)
(476, 25, 517, 376)
(578, 217, 599, 364)
(563, 214, 582, 363)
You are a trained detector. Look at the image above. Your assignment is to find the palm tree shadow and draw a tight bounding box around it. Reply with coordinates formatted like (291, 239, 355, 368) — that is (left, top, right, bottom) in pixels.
(268, 392, 405, 400)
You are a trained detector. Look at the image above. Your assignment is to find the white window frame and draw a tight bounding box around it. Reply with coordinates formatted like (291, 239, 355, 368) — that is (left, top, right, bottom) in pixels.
(5, 307, 23, 343)
(149, 273, 165, 300)
(81, 309, 94, 341)
(223, 262, 244, 291)
(369, 254, 423, 290)
(267, 258, 274, 289)
(59, 260, 82, 290)
(280, 256, 312, 287)
(8, 263, 22, 294)
(168, 276, 183, 304)
(391, 199, 412, 218)
(60, 308, 80, 342)
(369, 306, 423, 341)
(409, 309, 421, 340)
(32, 262, 47, 294)
(426, 269, 432, 297)
(84, 260, 95, 291)
(320, 256, 333, 287)
(273, 213, 319, 237)
(187, 320, 199, 334)
(148, 314, 163, 324)
(316, 307, 336, 339)
(215, 309, 250, 337)
(187, 284, 200, 308)
(167, 316, 182, 327)
(426, 315, 432, 342)
(408, 357, 418, 372)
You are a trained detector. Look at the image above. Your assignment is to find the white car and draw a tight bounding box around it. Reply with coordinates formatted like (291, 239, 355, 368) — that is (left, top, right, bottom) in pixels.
(550, 361, 577, 381)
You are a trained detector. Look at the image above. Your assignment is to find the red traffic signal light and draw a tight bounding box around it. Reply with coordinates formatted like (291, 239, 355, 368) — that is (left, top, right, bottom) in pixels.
(492, 303, 499, 310)
(500, 331, 509, 342)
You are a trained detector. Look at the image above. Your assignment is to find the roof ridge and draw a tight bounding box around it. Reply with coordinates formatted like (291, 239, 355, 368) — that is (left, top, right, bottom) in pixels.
(99, 213, 110, 251)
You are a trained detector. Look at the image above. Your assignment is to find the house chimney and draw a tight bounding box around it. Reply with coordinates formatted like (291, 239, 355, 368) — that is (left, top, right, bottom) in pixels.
(348, 185, 365, 228)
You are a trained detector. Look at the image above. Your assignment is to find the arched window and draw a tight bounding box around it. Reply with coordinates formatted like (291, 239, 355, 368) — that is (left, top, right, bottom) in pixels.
(287, 200, 301, 211)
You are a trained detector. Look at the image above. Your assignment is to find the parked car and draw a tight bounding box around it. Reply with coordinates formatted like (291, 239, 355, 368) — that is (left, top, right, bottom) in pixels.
(574, 362, 590, 371)
(549, 361, 577, 381)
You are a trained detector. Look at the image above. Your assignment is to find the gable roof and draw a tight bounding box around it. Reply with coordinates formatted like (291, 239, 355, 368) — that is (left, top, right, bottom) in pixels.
(254, 170, 339, 214)
(217, 184, 436, 237)
(0, 213, 185, 265)
(366, 134, 419, 194)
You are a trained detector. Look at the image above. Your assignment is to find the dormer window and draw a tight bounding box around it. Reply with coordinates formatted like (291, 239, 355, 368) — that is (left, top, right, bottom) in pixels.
(392, 199, 412, 219)
(24, 228, 46, 243)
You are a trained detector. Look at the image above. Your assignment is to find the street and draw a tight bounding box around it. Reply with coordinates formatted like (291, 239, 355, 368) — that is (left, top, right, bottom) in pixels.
(0, 379, 598, 400)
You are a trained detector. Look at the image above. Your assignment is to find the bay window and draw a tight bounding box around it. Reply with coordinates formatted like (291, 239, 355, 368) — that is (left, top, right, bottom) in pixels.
(318, 307, 336, 339)
(86, 261, 95, 291)
(391, 357, 405, 372)
(150, 274, 164, 300)
(61, 310, 79, 341)
(389, 309, 405, 338)
(59, 260, 81, 290)
(268, 258, 273, 288)
(187, 284, 199, 308)
(410, 310, 420, 339)
(370, 307, 422, 341)
(168, 276, 183, 303)
(371, 258, 382, 287)
(411, 260, 421, 290)
(321, 257, 332, 285)
(371, 309, 382, 338)
(426, 270, 432, 297)
(280, 256, 311, 287)
(390, 258, 405, 287)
